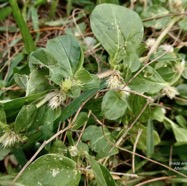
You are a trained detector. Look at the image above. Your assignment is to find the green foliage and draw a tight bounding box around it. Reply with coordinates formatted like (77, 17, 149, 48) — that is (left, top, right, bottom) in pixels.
(82, 125, 118, 158)
(1, 1, 187, 185)
(130, 123, 160, 152)
(178, 17, 187, 31)
(141, 5, 170, 29)
(102, 90, 127, 120)
(86, 154, 116, 186)
(15, 104, 37, 132)
(0, 6, 11, 22)
(91, 4, 143, 70)
(18, 154, 81, 186)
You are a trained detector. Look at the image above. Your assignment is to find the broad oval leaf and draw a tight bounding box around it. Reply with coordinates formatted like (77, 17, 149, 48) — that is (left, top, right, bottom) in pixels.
(15, 104, 37, 133)
(30, 48, 68, 85)
(91, 4, 143, 64)
(129, 66, 167, 94)
(46, 35, 83, 78)
(29, 48, 57, 67)
(102, 90, 127, 120)
(18, 154, 81, 186)
(26, 69, 50, 96)
(14, 74, 28, 90)
(82, 125, 118, 158)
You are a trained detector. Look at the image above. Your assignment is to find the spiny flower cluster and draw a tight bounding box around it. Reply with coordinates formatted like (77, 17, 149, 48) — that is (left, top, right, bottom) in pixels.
(61, 78, 73, 93)
(0, 130, 24, 148)
(68, 146, 79, 157)
(106, 72, 131, 97)
(161, 85, 179, 99)
(48, 92, 65, 110)
(175, 59, 185, 74)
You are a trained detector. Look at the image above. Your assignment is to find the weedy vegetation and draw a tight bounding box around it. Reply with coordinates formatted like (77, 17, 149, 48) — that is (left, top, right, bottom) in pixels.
(1, 0, 187, 185)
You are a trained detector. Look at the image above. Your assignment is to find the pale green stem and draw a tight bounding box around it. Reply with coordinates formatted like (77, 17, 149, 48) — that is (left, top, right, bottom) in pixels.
(36, 92, 58, 108)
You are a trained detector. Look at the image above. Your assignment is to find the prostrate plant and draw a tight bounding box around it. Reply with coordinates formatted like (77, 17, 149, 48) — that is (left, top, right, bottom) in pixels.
(1, 2, 187, 186)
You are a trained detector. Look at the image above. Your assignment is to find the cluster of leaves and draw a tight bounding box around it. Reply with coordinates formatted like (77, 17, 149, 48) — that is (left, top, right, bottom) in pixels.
(1, 0, 187, 185)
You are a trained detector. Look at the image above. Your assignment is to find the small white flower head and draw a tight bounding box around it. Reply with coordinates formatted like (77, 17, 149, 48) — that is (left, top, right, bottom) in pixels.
(68, 146, 78, 157)
(107, 72, 131, 98)
(159, 44, 174, 53)
(106, 73, 123, 89)
(120, 85, 131, 97)
(48, 93, 65, 110)
(161, 108, 166, 114)
(161, 85, 179, 99)
(0, 130, 24, 148)
(175, 59, 185, 74)
(172, 0, 183, 10)
(118, 85, 131, 101)
(145, 38, 156, 48)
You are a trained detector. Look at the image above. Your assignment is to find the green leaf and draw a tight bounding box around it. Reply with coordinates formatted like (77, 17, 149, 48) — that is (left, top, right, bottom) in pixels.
(75, 69, 100, 90)
(15, 104, 37, 133)
(26, 69, 50, 96)
(46, 35, 83, 78)
(86, 155, 107, 186)
(0, 147, 11, 161)
(67, 84, 81, 98)
(18, 154, 81, 186)
(0, 106, 7, 124)
(182, 67, 187, 79)
(5, 52, 25, 83)
(175, 115, 187, 128)
(141, 5, 170, 29)
(130, 123, 160, 152)
(0, 6, 12, 22)
(129, 67, 167, 94)
(99, 164, 116, 186)
(169, 119, 187, 145)
(14, 69, 50, 96)
(123, 52, 141, 72)
(151, 107, 165, 122)
(0, 175, 20, 186)
(72, 112, 88, 130)
(97, 0, 119, 4)
(40, 106, 61, 138)
(14, 74, 28, 90)
(177, 84, 187, 98)
(128, 94, 150, 122)
(55, 87, 101, 128)
(91, 4, 143, 65)
(178, 17, 187, 31)
(29, 48, 64, 85)
(30, 48, 57, 67)
(82, 125, 118, 158)
(0, 92, 47, 117)
(102, 90, 127, 120)
(49, 140, 67, 154)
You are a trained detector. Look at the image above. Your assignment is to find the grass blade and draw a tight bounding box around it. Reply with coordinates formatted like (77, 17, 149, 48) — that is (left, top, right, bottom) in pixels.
(147, 119, 154, 156)
(9, 0, 36, 54)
